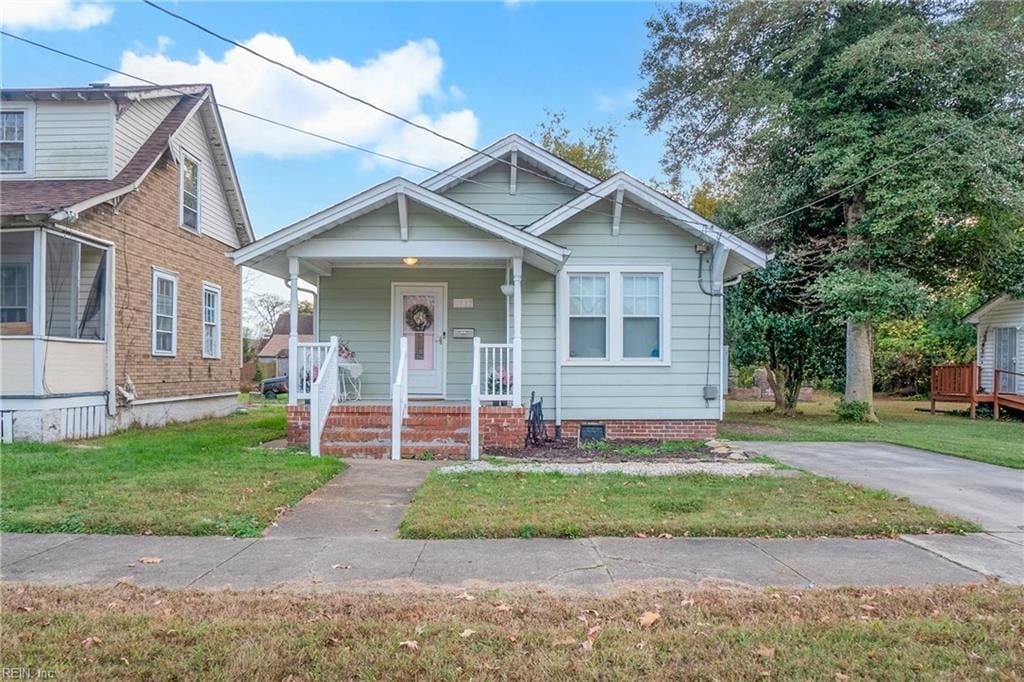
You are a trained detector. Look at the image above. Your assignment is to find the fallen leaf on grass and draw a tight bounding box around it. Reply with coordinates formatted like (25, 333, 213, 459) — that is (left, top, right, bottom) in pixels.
(638, 611, 661, 628)
(81, 636, 103, 647)
(859, 604, 877, 612)
(415, 625, 426, 635)
(493, 602, 512, 612)
(552, 636, 576, 646)
(835, 673, 850, 681)
(138, 557, 161, 564)
(399, 640, 419, 651)
(581, 639, 594, 652)
(460, 629, 476, 639)
(657, 533, 673, 539)
(756, 644, 775, 659)
(455, 592, 476, 601)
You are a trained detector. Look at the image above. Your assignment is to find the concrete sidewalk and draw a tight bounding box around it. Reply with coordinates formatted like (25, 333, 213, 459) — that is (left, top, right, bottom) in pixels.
(2, 531, 1018, 592)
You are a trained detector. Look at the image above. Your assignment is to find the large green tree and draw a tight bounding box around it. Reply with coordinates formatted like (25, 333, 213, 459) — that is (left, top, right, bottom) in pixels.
(634, 0, 1024, 420)
(534, 109, 618, 179)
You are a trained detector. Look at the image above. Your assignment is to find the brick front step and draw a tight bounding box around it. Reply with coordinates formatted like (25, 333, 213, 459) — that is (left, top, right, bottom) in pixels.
(321, 426, 470, 444)
(320, 441, 469, 459)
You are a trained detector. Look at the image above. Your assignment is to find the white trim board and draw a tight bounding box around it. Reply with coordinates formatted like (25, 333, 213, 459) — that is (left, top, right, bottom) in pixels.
(420, 133, 599, 194)
(231, 177, 570, 278)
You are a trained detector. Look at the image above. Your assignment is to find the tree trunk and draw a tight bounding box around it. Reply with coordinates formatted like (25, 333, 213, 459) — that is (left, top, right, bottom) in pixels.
(765, 367, 793, 416)
(845, 319, 877, 419)
(843, 194, 877, 422)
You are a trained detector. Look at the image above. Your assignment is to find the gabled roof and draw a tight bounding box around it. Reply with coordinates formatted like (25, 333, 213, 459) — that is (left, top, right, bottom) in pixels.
(962, 296, 1022, 324)
(231, 177, 571, 278)
(526, 171, 771, 272)
(0, 84, 254, 246)
(0, 83, 210, 103)
(420, 133, 600, 194)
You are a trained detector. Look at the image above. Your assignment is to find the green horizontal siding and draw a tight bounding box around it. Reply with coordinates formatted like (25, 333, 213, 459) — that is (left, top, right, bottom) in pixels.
(546, 201, 723, 421)
(319, 267, 506, 400)
(443, 163, 579, 228)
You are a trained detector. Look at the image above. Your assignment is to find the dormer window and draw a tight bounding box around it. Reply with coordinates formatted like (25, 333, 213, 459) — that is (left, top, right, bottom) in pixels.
(1, 110, 27, 173)
(180, 152, 200, 232)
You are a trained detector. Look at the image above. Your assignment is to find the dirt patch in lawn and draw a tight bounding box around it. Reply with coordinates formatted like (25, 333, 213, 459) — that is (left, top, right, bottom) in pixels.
(488, 439, 748, 462)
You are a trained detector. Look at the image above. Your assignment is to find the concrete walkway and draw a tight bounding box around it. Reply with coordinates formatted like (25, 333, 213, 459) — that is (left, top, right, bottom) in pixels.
(264, 460, 442, 539)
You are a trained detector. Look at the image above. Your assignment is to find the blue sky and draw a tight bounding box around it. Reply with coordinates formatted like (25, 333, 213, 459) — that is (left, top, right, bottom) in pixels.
(2, 1, 686, 240)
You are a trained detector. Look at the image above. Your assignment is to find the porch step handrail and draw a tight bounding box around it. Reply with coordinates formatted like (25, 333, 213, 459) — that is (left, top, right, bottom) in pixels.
(294, 341, 332, 399)
(470, 338, 514, 460)
(391, 336, 409, 461)
(309, 336, 340, 457)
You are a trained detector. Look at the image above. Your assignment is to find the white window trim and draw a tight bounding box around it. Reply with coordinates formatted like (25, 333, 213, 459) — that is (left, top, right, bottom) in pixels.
(151, 268, 178, 357)
(0, 259, 32, 325)
(559, 264, 672, 367)
(0, 103, 35, 176)
(179, 150, 201, 234)
(202, 281, 222, 359)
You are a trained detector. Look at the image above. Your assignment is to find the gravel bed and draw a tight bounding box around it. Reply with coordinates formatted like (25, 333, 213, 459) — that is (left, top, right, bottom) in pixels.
(438, 461, 782, 477)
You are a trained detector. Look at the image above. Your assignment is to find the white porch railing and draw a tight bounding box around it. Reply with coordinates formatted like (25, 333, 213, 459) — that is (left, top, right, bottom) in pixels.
(470, 338, 515, 460)
(390, 336, 410, 461)
(308, 336, 340, 457)
(294, 341, 332, 399)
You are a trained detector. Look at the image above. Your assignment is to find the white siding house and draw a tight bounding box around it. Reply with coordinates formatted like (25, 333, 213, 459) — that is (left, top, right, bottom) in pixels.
(233, 134, 771, 458)
(966, 297, 1023, 395)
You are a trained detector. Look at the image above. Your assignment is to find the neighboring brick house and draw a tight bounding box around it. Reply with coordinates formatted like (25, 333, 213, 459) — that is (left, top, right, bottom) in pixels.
(0, 84, 253, 441)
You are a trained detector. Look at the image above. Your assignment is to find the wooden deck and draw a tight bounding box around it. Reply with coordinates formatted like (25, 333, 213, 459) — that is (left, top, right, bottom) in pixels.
(931, 363, 1024, 419)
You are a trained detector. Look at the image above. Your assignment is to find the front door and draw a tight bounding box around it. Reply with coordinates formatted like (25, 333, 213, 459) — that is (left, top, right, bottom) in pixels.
(995, 327, 1018, 394)
(393, 284, 446, 397)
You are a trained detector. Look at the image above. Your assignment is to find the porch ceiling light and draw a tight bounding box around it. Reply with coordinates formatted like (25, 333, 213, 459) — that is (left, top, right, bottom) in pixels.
(500, 284, 514, 297)
(402, 257, 419, 266)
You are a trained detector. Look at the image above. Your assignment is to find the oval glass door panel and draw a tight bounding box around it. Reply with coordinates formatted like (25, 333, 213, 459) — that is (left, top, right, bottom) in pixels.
(403, 294, 435, 369)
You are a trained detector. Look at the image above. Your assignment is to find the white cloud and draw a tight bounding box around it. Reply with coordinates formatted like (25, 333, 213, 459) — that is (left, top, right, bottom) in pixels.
(109, 34, 478, 170)
(595, 89, 637, 114)
(0, 0, 113, 31)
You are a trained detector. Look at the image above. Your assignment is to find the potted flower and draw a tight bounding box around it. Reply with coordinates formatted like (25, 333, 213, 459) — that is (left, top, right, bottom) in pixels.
(487, 367, 513, 405)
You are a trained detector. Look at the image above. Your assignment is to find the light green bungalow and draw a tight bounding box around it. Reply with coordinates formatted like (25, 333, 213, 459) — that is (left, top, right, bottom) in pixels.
(232, 134, 770, 458)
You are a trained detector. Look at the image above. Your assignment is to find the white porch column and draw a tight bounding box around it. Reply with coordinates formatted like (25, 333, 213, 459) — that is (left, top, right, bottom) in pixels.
(511, 256, 523, 406)
(32, 229, 45, 396)
(287, 257, 299, 406)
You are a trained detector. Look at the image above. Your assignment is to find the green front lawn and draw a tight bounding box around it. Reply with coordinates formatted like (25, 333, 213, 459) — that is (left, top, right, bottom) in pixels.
(398, 469, 976, 539)
(5, 583, 1021, 680)
(720, 397, 1024, 469)
(0, 407, 342, 537)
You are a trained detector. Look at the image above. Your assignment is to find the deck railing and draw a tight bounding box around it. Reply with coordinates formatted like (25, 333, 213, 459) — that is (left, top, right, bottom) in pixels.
(294, 341, 332, 399)
(994, 369, 1024, 420)
(308, 336, 340, 457)
(390, 336, 409, 461)
(469, 338, 515, 460)
(930, 362, 978, 400)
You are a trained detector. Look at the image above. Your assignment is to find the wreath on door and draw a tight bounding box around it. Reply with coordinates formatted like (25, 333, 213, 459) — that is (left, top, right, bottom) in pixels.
(405, 304, 434, 332)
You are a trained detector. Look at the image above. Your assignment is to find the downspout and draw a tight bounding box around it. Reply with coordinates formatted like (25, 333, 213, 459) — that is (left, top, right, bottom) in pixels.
(105, 244, 117, 418)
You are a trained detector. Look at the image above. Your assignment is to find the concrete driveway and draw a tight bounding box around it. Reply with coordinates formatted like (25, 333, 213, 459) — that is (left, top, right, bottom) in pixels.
(739, 441, 1024, 583)
(739, 441, 1024, 532)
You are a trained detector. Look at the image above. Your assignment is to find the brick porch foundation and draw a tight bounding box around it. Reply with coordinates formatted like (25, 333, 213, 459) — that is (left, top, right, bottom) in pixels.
(286, 404, 525, 458)
(288, 404, 717, 457)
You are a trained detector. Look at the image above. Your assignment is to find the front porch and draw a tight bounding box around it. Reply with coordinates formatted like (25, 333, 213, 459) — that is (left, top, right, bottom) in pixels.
(930, 362, 1024, 419)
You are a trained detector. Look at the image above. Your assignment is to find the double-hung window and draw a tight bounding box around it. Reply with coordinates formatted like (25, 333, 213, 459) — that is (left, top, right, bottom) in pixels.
(622, 275, 662, 359)
(1, 110, 27, 173)
(152, 269, 178, 356)
(0, 261, 29, 323)
(202, 283, 221, 359)
(568, 274, 608, 359)
(180, 152, 200, 232)
(562, 266, 670, 365)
